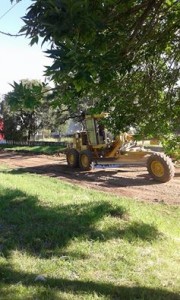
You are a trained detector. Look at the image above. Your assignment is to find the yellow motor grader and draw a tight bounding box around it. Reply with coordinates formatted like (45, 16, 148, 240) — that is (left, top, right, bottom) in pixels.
(66, 113, 175, 182)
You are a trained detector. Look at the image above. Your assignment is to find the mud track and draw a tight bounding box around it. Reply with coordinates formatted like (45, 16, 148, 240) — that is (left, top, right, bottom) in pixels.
(0, 151, 179, 205)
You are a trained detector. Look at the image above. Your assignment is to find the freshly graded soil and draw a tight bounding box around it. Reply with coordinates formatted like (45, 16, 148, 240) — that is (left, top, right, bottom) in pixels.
(0, 151, 179, 205)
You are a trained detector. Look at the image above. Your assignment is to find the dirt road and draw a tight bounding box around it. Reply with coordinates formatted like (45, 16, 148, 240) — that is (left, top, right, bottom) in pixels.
(0, 151, 179, 205)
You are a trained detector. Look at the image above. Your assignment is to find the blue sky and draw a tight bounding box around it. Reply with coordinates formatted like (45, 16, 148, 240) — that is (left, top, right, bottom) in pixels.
(0, 0, 51, 96)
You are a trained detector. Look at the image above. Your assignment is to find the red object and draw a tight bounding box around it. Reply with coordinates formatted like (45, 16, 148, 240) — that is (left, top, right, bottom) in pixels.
(0, 118, 4, 140)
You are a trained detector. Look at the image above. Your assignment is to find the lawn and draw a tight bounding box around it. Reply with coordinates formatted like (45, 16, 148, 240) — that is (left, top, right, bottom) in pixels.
(0, 144, 66, 155)
(0, 164, 179, 300)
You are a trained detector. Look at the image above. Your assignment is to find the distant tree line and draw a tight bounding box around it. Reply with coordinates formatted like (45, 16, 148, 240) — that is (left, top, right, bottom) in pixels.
(0, 79, 78, 141)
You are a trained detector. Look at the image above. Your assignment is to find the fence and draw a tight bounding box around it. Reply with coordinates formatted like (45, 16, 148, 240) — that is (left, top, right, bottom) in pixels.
(5, 140, 67, 147)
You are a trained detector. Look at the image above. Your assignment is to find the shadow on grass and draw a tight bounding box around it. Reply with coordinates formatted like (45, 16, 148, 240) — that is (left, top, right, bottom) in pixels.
(0, 186, 162, 258)
(0, 186, 176, 299)
(0, 265, 179, 300)
(120, 221, 163, 242)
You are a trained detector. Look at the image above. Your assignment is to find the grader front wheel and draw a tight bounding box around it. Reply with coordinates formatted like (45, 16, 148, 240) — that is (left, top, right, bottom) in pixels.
(147, 153, 174, 183)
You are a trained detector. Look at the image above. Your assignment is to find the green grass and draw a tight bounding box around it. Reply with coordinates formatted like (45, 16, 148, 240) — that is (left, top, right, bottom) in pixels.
(0, 165, 179, 300)
(0, 144, 66, 155)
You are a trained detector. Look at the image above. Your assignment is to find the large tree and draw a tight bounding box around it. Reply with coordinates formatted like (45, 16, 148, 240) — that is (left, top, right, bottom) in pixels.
(11, 0, 179, 137)
(2, 80, 52, 141)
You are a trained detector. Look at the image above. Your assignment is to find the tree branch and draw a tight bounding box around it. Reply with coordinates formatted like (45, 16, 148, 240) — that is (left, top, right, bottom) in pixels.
(128, 0, 164, 49)
(0, 30, 25, 37)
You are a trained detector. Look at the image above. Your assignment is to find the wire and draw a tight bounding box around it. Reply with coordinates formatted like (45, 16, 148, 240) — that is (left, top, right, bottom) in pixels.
(0, 2, 20, 21)
(0, 1, 24, 37)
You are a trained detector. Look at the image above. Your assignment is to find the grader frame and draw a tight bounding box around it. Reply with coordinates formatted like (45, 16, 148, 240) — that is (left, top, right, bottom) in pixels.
(66, 114, 175, 183)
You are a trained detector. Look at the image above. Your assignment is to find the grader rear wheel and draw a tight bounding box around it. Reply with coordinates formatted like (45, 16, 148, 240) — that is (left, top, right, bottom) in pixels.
(79, 150, 93, 171)
(147, 153, 174, 183)
(66, 148, 79, 168)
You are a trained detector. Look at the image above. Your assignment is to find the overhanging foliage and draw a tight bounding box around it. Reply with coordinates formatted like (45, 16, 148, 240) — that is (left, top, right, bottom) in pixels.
(10, 0, 180, 137)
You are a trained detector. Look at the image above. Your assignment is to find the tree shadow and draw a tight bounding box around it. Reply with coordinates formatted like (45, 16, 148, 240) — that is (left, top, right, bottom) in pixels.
(0, 187, 113, 257)
(86, 221, 162, 243)
(0, 187, 162, 258)
(0, 186, 175, 299)
(0, 265, 179, 300)
(119, 221, 163, 242)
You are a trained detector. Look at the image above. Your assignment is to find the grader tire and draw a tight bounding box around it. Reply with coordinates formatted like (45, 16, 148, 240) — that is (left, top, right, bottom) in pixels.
(66, 148, 79, 168)
(79, 150, 93, 171)
(147, 152, 174, 183)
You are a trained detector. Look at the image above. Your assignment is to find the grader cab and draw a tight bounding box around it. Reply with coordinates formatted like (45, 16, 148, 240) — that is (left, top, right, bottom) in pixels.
(66, 114, 175, 183)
